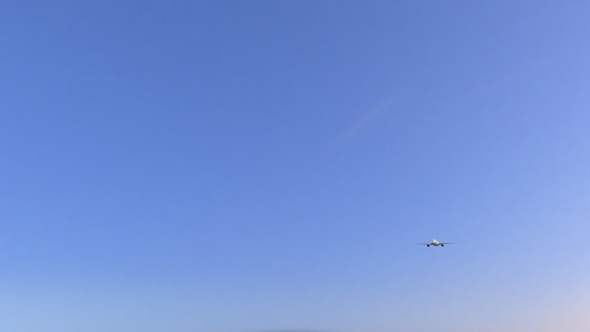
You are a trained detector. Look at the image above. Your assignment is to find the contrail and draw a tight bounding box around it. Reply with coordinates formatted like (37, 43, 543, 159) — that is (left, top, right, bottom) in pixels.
(332, 89, 402, 148)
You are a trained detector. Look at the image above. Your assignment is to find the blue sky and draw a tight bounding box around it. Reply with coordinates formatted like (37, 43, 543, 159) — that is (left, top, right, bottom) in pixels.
(1, 1, 590, 331)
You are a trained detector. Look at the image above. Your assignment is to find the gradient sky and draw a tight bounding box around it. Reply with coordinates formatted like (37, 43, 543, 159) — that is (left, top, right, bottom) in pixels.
(2, 1, 590, 331)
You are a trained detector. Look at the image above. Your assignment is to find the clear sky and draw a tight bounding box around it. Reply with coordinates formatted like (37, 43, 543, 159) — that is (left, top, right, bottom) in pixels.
(1, 1, 590, 331)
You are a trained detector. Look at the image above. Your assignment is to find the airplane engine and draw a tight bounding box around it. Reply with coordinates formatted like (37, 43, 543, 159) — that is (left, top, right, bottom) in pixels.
(441, 244, 444, 247)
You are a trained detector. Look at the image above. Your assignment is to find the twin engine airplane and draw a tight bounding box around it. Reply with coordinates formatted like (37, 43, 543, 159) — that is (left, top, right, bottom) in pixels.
(417, 239, 455, 247)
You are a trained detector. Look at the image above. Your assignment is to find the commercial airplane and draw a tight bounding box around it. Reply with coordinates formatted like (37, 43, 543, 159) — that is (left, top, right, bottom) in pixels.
(417, 239, 455, 247)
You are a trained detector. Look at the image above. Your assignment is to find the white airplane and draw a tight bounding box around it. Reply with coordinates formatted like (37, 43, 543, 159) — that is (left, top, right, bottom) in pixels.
(417, 239, 455, 247)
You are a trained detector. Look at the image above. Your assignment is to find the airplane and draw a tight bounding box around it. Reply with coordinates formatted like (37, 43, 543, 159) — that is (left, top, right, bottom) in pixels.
(417, 239, 455, 247)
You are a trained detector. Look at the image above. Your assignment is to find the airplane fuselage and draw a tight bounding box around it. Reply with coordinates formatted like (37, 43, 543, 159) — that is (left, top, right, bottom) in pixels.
(427, 239, 443, 247)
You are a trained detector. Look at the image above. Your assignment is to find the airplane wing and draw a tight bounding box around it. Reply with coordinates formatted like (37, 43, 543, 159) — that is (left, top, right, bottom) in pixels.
(439, 242, 456, 244)
(416, 243, 430, 245)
